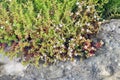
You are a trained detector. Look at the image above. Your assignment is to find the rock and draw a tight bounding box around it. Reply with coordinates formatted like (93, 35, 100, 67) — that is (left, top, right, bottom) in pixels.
(100, 65, 114, 77)
(0, 54, 27, 77)
(46, 66, 64, 79)
(0, 75, 12, 80)
(47, 69, 63, 79)
(103, 71, 120, 80)
(4, 62, 27, 76)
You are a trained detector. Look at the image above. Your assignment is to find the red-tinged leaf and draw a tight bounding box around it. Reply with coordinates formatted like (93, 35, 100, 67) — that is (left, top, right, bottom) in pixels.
(84, 40, 91, 47)
(89, 50, 95, 54)
(34, 53, 40, 56)
(94, 41, 103, 49)
(11, 42, 18, 49)
(89, 53, 95, 57)
(2, 43, 7, 49)
(24, 53, 34, 61)
(25, 55, 31, 61)
(0, 43, 2, 47)
(95, 42, 101, 48)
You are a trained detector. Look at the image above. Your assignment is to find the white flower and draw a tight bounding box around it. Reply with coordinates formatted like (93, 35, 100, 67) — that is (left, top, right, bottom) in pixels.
(72, 44, 75, 47)
(76, 12, 79, 15)
(70, 49, 73, 52)
(69, 52, 72, 57)
(91, 47, 96, 50)
(56, 55, 59, 59)
(68, 58, 70, 60)
(81, 28, 85, 31)
(75, 22, 79, 26)
(89, 54, 95, 56)
(62, 38, 65, 41)
(37, 13, 40, 18)
(40, 56, 43, 59)
(98, 22, 102, 25)
(63, 58, 66, 61)
(56, 27, 59, 30)
(70, 12, 74, 16)
(73, 59, 77, 63)
(68, 47, 71, 50)
(0, 26, 4, 29)
(79, 36, 83, 39)
(59, 24, 63, 27)
(37, 32, 39, 34)
(6, 21, 9, 24)
(87, 6, 91, 9)
(76, 2, 80, 5)
(103, 19, 106, 22)
(53, 24, 56, 27)
(53, 45, 56, 48)
(86, 29, 92, 33)
(60, 51, 62, 53)
(94, 15, 97, 18)
(78, 5, 82, 8)
(86, 23, 90, 26)
(86, 6, 91, 12)
(54, 59, 57, 62)
(84, 45, 88, 49)
(92, 5, 95, 7)
(71, 38, 74, 41)
(61, 44, 64, 47)
(44, 55, 47, 57)
(94, 13, 98, 19)
(97, 17, 100, 21)
(100, 40, 104, 45)
(75, 53, 78, 56)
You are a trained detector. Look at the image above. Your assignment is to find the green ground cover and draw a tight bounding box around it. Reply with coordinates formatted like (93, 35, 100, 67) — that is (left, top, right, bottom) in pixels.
(0, 0, 120, 66)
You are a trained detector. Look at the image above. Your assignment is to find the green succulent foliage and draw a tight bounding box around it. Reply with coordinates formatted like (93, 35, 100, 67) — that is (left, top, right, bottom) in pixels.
(0, 0, 119, 67)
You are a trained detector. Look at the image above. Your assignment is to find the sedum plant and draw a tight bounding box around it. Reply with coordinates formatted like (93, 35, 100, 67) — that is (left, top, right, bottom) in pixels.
(0, 0, 105, 66)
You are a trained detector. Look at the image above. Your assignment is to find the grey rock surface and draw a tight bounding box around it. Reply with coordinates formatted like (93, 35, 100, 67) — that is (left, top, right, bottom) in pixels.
(0, 54, 27, 77)
(0, 19, 120, 80)
(0, 75, 13, 80)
